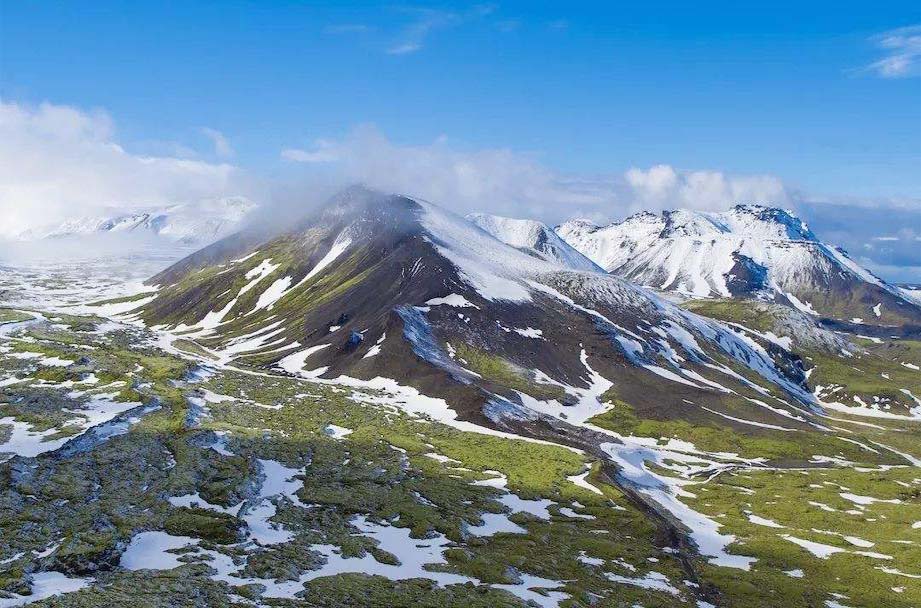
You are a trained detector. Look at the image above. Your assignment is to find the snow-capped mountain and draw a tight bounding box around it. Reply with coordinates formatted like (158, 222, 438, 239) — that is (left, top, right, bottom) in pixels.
(556, 204, 921, 325)
(139, 187, 838, 436)
(466, 213, 603, 272)
(901, 284, 921, 305)
(19, 197, 256, 246)
(125, 186, 921, 589)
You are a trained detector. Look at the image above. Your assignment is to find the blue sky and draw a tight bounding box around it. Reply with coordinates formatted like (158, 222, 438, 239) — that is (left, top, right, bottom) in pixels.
(1, 1, 920, 279)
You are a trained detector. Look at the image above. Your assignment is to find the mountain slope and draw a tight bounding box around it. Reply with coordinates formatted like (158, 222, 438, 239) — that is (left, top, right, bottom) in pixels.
(555, 204, 921, 326)
(136, 188, 921, 434)
(141, 188, 812, 417)
(5, 300, 918, 608)
(138, 189, 921, 427)
(466, 213, 603, 272)
(125, 187, 921, 585)
(3, 193, 918, 607)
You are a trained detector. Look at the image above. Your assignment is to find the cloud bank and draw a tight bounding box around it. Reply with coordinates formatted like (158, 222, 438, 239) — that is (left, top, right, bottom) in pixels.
(0, 100, 249, 238)
(624, 165, 788, 213)
(2, 99, 916, 282)
(280, 125, 919, 281)
(280, 125, 791, 225)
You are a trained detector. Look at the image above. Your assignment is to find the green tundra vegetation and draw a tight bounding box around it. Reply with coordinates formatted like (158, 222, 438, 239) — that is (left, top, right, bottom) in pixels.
(0, 309, 35, 325)
(0, 309, 918, 607)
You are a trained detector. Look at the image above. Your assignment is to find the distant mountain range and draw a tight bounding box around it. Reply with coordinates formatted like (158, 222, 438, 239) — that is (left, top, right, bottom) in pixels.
(21, 191, 919, 327)
(16, 197, 256, 246)
(554, 205, 921, 326)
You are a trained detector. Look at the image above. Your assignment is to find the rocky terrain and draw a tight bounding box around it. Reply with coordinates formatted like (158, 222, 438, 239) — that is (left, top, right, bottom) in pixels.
(555, 205, 921, 327)
(0, 188, 918, 607)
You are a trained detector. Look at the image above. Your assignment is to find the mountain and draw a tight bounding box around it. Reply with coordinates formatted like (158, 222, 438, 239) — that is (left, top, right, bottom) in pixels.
(18, 197, 256, 246)
(901, 283, 921, 305)
(140, 187, 921, 449)
(42, 186, 917, 605)
(555, 204, 921, 326)
(466, 213, 603, 272)
(6, 233, 919, 607)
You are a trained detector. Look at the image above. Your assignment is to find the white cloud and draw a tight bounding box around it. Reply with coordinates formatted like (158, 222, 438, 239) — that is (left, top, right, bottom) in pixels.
(386, 8, 458, 55)
(0, 100, 248, 238)
(324, 5, 500, 56)
(282, 125, 609, 221)
(626, 164, 788, 211)
(387, 42, 424, 55)
(199, 127, 234, 158)
(281, 125, 789, 224)
(280, 127, 914, 280)
(281, 139, 341, 163)
(863, 24, 921, 78)
(385, 5, 496, 55)
(625, 164, 678, 201)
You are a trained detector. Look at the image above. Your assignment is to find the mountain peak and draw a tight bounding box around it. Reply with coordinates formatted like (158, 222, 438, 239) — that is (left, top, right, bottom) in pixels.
(554, 203, 919, 324)
(599, 205, 816, 243)
(466, 212, 602, 272)
(660, 209, 727, 238)
(323, 184, 407, 215)
(623, 210, 660, 223)
(724, 204, 815, 241)
(140, 187, 823, 430)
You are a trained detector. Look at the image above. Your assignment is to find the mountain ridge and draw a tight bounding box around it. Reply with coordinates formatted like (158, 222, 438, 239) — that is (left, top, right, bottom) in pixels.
(465, 212, 603, 272)
(138, 188, 921, 442)
(555, 203, 921, 326)
(108, 187, 921, 598)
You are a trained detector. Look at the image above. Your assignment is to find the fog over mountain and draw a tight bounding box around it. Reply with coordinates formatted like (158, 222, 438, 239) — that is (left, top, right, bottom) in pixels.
(4, 101, 918, 282)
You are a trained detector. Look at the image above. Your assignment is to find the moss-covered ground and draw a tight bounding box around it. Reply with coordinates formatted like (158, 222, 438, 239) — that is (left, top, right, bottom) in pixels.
(0, 308, 35, 325)
(1, 305, 918, 607)
(0, 315, 694, 607)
